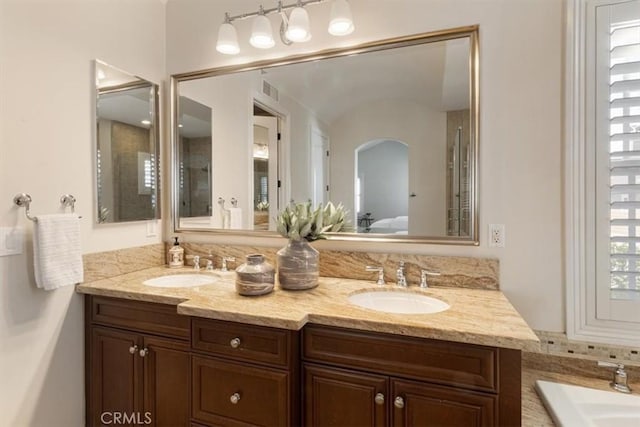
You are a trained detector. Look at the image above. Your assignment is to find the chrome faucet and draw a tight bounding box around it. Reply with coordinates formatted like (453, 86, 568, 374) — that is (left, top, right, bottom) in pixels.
(598, 361, 632, 393)
(193, 255, 201, 271)
(396, 261, 407, 287)
(205, 259, 214, 271)
(365, 266, 385, 285)
(221, 256, 236, 272)
(420, 269, 441, 288)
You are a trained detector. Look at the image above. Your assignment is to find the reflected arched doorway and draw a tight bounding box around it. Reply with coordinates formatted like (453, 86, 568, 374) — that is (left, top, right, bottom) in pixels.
(355, 139, 408, 233)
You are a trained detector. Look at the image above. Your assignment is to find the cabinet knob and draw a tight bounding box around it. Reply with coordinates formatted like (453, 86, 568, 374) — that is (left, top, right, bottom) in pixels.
(394, 396, 405, 409)
(139, 348, 149, 357)
(128, 345, 138, 354)
(230, 392, 241, 404)
(374, 393, 385, 405)
(230, 338, 241, 349)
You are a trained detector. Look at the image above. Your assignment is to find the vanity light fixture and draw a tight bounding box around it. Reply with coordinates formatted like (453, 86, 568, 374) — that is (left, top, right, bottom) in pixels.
(216, 13, 240, 55)
(216, 0, 354, 55)
(141, 120, 151, 126)
(249, 6, 276, 49)
(328, 0, 354, 35)
(285, 1, 312, 42)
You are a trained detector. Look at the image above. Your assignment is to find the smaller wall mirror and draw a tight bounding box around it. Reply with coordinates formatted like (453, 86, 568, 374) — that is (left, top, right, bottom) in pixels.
(95, 60, 160, 223)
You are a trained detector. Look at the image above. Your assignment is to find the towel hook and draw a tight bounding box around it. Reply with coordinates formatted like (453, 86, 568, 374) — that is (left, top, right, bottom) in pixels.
(231, 197, 238, 208)
(218, 197, 226, 209)
(13, 193, 36, 222)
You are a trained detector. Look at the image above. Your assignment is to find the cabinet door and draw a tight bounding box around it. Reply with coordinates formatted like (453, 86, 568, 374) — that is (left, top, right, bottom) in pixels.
(391, 379, 496, 427)
(90, 327, 142, 426)
(304, 364, 388, 427)
(142, 336, 190, 427)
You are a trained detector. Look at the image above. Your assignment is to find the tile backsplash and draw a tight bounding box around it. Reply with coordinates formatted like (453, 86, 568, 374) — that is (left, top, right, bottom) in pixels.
(534, 330, 640, 366)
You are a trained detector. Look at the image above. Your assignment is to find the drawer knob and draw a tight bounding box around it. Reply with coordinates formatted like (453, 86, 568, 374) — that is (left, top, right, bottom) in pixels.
(230, 392, 241, 404)
(128, 345, 138, 354)
(374, 393, 385, 405)
(394, 396, 405, 409)
(230, 338, 241, 349)
(139, 347, 149, 357)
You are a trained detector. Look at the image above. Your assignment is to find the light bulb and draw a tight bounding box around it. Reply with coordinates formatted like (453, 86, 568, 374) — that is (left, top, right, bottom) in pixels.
(286, 6, 311, 42)
(250, 13, 275, 49)
(328, 0, 355, 36)
(216, 22, 240, 55)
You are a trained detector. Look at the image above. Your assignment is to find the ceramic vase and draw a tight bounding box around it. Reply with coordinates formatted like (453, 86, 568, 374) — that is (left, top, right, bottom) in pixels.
(277, 239, 319, 290)
(235, 254, 275, 296)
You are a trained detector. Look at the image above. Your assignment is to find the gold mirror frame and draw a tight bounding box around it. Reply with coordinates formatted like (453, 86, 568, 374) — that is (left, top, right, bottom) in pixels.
(170, 25, 479, 245)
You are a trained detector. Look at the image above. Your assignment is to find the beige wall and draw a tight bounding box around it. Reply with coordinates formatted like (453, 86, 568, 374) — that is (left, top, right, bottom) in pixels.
(0, 0, 165, 425)
(167, 0, 564, 332)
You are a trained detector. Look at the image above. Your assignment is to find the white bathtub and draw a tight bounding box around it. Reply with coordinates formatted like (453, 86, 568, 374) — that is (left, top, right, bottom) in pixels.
(535, 380, 640, 427)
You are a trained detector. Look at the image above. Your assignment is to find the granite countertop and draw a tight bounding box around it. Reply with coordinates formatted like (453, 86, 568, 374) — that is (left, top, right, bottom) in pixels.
(76, 266, 539, 351)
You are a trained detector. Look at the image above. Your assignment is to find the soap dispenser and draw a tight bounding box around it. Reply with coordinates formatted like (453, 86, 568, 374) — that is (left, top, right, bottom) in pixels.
(168, 237, 184, 269)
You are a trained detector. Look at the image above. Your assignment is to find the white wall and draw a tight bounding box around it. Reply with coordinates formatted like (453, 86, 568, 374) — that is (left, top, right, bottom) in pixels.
(331, 100, 446, 235)
(0, 1, 166, 425)
(178, 70, 330, 225)
(358, 141, 409, 221)
(166, 0, 564, 332)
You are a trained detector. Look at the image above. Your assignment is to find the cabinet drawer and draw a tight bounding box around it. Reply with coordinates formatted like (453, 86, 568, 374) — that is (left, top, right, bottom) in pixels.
(303, 325, 497, 392)
(90, 296, 190, 340)
(192, 355, 290, 427)
(192, 318, 293, 368)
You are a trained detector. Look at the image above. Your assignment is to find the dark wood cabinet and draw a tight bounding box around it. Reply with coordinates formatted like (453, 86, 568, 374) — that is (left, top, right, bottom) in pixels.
(86, 296, 521, 427)
(191, 318, 300, 427)
(302, 325, 521, 427)
(142, 336, 190, 427)
(90, 327, 141, 426)
(304, 363, 387, 427)
(86, 296, 190, 427)
(391, 379, 496, 427)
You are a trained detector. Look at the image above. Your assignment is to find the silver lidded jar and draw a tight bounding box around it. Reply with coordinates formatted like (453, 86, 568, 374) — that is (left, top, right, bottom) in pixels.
(235, 254, 275, 296)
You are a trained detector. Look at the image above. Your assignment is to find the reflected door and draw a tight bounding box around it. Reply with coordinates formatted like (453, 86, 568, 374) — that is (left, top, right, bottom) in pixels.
(311, 128, 330, 207)
(253, 115, 278, 230)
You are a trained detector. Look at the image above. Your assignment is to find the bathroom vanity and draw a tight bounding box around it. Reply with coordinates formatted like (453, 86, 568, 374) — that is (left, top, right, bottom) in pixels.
(80, 268, 538, 427)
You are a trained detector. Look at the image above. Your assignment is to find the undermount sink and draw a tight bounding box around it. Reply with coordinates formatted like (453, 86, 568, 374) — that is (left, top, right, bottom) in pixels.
(143, 274, 218, 288)
(348, 290, 450, 314)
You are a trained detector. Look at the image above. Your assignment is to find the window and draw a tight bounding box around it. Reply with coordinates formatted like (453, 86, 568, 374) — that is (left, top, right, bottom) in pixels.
(567, 0, 640, 345)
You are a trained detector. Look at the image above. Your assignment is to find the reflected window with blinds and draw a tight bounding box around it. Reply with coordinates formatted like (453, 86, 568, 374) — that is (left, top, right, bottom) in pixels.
(595, 0, 640, 322)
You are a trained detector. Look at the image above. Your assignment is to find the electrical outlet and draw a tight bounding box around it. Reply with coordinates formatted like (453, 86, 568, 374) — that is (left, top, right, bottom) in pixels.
(489, 224, 505, 248)
(146, 220, 157, 237)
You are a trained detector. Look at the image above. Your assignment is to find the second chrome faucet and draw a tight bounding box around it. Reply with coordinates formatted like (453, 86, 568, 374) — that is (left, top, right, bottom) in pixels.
(366, 261, 441, 288)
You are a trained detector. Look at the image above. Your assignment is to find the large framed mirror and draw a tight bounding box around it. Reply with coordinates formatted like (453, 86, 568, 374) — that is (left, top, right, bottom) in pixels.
(171, 26, 479, 244)
(95, 60, 160, 224)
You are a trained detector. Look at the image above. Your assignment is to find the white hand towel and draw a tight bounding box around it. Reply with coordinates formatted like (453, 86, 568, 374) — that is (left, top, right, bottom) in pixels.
(229, 207, 243, 229)
(33, 213, 83, 290)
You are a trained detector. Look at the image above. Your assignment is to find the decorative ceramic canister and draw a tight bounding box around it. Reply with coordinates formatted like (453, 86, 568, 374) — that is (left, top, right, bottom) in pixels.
(277, 239, 319, 290)
(235, 254, 275, 296)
